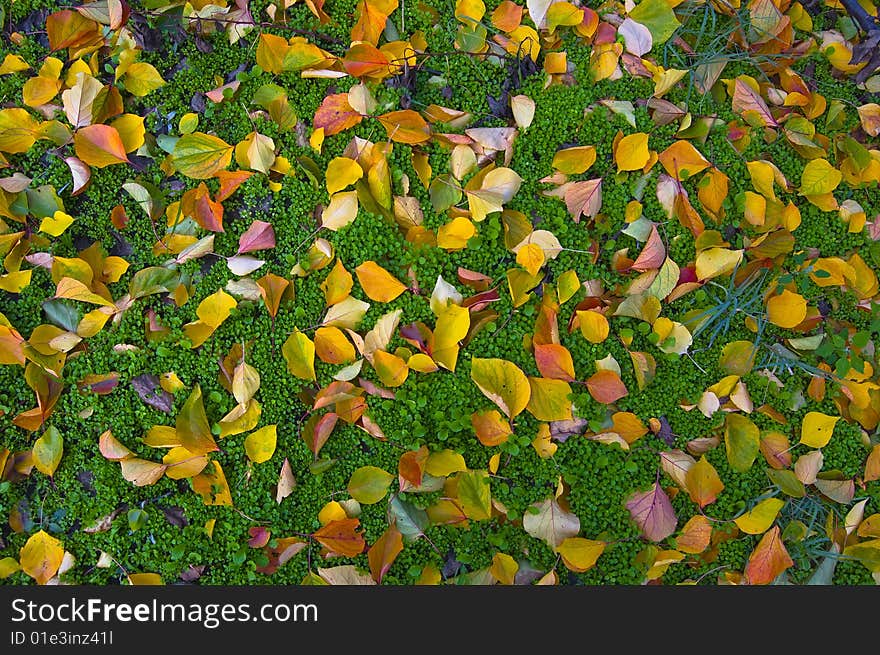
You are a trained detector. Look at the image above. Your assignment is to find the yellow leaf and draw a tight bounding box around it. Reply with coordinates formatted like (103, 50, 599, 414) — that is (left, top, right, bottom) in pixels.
(162, 447, 208, 480)
(531, 423, 558, 458)
(321, 259, 354, 305)
(425, 449, 467, 477)
(433, 304, 469, 371)
(219, 399, 262, 438)
(615, 132, 650, 171)
(283, 329, 316, 381)
(176, 385, 219, 455)
(196, 290, 236, 329)
(355, 261, 407, 302)
(318, 501, 348, 525)
(766, 289, 806, 329)
(800, 158, 841, 196)
(373, 349, 409, 387)
(0, 557, 20, 579)
(577, 310, 609, 343)
(799, 411, 839, 448)
(179, 112, 199, 134)
(321, 191, 359, 231)
(437, 216, 475, 249)
(470, 357, 530, 419)
(20, 530, 64, 585)
(128, 573, 164, 585)
(192, 460, 233, 506)
(658, 140, 710, 180)
(245, 425, 277, 463)
(557, 537, 605, 572)
(235, 131, 276, 174)
(323, 295, 370, 329)
(489, 552, 518, 584)
(695, 247, 743, 281)
(40, 210, 75, 237)
(552, 146, 597, 175)
(377, 109, 431, 144)
(172, 132, 233, 179)
(734, 498, 785, 534)
(315, 326, 356, 364)
(0, 54, 29, 75)
(348, 466, 394, 504)
(526, 377, 573, 421)
(0, 270, 32, 294)
(557, 269, 580, 304)
(516, 243, 545, 276)
(0, 108, 40, 153)
(23, 76, 61, 107)
(120, 62, 165, 97)
(110, 114, 145, 153)
(55, 277, 114, 306)
(232, 360, 260, 405)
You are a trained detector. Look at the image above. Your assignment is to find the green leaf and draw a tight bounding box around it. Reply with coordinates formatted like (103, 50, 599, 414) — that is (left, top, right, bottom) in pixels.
(725, 413, 760, 473)
(176, 385, 219, 455)
(33, 426, 63, 476)
(457, 469, 492, 520)
(628, 0, 682, 44)
(347, 466, 394, 504)
(388, 494, 429, 543)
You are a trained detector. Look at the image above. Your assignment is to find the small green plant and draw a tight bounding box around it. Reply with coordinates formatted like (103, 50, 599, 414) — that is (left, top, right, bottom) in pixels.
(686, 266, 769, 350)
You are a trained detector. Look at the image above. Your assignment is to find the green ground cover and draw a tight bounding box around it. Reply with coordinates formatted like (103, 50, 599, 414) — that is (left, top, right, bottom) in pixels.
(1, 0, 879, 585)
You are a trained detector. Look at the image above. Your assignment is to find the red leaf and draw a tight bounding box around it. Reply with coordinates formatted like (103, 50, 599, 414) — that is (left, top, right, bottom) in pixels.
(248, 526, 271, 548)
(237, 220, 276, 254)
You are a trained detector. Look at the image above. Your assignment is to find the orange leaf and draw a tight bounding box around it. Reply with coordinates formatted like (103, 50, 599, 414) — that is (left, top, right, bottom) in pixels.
(398, 445, 428, 488)
(630, 224, 665, 271)
(214, 170, 253, 202)
(658, 140, 710, 180)
(684, 456, 724, 508)
(314, 93, 363, 136)
(73, 124, 129, 168)
(343, 42, 390, 78)
(351, 0, 399, 45)
(744, 525, 793, 585)
(470, 409, 512, 447)
(312, 518, 366, 557)
(355, 261, 407, 302)
(368, 523, 403, 583)
(534, 343, 576, 381)
(676, 515, 713, 554)
(256, 273, 290, 319)
(46, 10, 99, 52)
(586, 369, 628, 404)
(378, 110, 432, 144)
